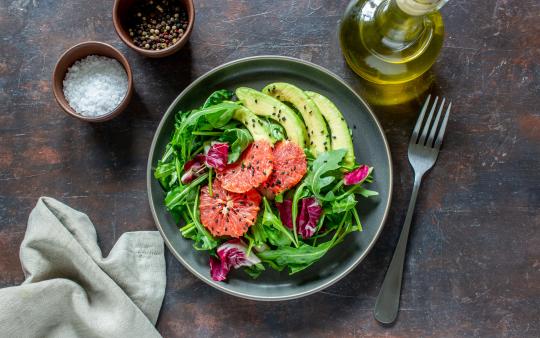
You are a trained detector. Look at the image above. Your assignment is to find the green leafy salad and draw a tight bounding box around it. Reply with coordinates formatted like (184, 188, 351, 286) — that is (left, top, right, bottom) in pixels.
(154, 83, 377, 281)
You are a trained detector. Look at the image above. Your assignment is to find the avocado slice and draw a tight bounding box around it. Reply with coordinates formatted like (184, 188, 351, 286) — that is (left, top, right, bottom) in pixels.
(262, 83, 331, 156)
(235, 87, 307, 148)
(232, 105, 272, 143)
(305, 91, 355, 168)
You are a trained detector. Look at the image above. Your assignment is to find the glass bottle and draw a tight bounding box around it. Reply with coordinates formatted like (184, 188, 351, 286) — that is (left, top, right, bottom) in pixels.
(339, 0, 448, 85)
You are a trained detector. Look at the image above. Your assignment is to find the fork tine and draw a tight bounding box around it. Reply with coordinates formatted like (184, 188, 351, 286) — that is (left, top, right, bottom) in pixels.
(410, 95, 431, 145)
(426, 97, 446, 147)
(434, 102, 451, 150)
(418, 96, 439, 146)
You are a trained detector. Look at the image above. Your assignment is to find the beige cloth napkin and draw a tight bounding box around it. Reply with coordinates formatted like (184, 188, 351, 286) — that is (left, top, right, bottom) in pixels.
(0, 197, 166, 338)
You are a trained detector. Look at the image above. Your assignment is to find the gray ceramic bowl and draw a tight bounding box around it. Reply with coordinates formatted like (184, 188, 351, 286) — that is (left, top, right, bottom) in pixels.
(147, 56, 392, 301)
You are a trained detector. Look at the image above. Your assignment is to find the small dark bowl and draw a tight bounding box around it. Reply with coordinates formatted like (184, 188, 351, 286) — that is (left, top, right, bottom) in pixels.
(113, 0, 195, 58)
(52, 41, 133, 122)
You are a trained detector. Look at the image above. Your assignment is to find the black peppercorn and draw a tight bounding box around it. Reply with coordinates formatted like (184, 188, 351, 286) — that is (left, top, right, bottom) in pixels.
(127, 0, 188, 50)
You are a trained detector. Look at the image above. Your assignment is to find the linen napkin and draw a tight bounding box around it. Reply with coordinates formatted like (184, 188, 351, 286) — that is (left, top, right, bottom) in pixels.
(0, 197, 166, 338)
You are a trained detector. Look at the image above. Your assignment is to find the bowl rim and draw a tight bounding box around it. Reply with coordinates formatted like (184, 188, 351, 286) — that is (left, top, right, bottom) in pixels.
(52, 41, 133, 122)
(112, 0, 195, 57)
(146, 55, 393, 301)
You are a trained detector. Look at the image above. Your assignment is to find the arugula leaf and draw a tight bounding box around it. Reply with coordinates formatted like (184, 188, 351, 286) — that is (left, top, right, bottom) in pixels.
(262, 198, 296, 247)
(250, 203, 293, 248)
(202, 89, 233, 108)
(324, 194, 357, 214)
(259, 205, 353, 274)
(333, 185, 379, 201)
(219, 128, 253, 163)
(165, 173, 209, 210)
(351, 207, 363, 232)
(250, 216, 268, 246)
(154, 161, 177, 189)
(291, 182, 309, 244)
(177, 187, 218, 251)
(243, 263, 265, 279)
(257, 241, 333, 274)
(190, 187, 218, 250)
(173, 102, 240, 161)
(304, 149, 347, 201)
(357, 187, 379, 198)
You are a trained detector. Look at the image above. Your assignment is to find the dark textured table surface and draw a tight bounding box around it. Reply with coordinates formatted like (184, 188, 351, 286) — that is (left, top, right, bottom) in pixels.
(1, 0, 539, 337)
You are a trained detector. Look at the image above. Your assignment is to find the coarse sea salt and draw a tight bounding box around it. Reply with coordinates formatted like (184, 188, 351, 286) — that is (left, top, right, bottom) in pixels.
(63, 55, 128, 117)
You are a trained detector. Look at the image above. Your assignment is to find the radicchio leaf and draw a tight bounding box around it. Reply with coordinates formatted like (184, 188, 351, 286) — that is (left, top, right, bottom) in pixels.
(343, 165, 371, 186)
(181, 154, 207, 184)
(297, 197, 322, 239)
(276, 198, 322, 239)
(276, 199, 293, 229)
(209, 239, 261, 282)
(205, 142, 229, 170)
(209, 256, 229, 282)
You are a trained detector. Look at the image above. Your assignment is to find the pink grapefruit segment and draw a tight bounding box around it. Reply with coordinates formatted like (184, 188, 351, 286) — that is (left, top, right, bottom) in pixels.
(261, 140, 307, 197)
(217, 140, 274, 194)
(199, 180, 262, 238)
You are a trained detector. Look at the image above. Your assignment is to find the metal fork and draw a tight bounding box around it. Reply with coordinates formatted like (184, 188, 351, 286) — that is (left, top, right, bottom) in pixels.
(374, 95, 452, 324)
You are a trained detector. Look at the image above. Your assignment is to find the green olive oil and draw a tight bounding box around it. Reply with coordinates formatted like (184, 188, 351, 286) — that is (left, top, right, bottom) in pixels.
(339, 0, 446, 85)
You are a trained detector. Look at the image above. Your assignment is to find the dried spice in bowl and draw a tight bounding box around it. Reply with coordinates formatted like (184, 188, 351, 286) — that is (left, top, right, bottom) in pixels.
(127, 0, 189, 51)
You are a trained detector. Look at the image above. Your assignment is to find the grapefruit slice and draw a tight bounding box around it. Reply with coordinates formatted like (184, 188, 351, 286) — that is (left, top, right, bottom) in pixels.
(199, 180, 261, 238)
(261, 140, 307, 198)
(217, 140, 274, 194)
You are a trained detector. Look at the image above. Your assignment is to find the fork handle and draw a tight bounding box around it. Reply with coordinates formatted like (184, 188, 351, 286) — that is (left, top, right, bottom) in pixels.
(374, 173, 423, 324)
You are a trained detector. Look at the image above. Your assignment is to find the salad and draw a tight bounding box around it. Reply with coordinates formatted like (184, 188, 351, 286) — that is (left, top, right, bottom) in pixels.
(154, 83, 378, 281)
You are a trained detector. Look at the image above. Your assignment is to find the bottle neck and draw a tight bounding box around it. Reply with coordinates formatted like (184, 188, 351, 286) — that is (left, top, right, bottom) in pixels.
(376, 0, 426, 43)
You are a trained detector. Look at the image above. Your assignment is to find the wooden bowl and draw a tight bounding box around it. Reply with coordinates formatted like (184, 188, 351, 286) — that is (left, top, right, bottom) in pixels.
(112, 0, 195, 58)
(52, 41, 133, 122)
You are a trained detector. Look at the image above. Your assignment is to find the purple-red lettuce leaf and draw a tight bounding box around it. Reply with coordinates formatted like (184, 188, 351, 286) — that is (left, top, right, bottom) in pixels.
(209, 239, 261, 282)
(181, 154, 207, 184)
(297, 197, 323, 239)
(343, 165, 372, 186)
(209, 256, 229, 282)
(277, 198, 323, 239)
(205, 142, 229, 170)
(276, 199, 293, 229)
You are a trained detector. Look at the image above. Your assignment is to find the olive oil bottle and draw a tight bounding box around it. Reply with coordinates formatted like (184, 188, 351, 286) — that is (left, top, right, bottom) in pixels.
(339, 0, 447, 85)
